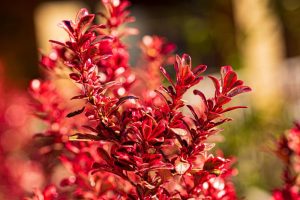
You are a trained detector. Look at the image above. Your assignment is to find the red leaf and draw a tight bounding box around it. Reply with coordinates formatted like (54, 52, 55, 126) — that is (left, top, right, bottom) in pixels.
(216, 95, 231, 106)
(220, 66, 233, 80)
(223, 70, 237, 91)
(58, 20, 74, 36)
(221, 106, 247, 113)
(71, 95, 86, 100)
(160, 66, 175, 87)
(193, 89, 207, 106)
(69, 133, 101, 141)
(69, 73, 81, 81)
(76, 8, 89, 23)
(187, 105, 199, 121)
(207, 111, 221, 121)
(66, 107, 85, 118)
(193, 64, 207, 75)
(49, 40, 66, 47)
(208, 75, 220, 95)
(228, 86, 252, 97)
(77, 14, 95, 35)
(97, 147, 111, 163)
(204, 156, 227, 171)
(232, 79, 244, 88)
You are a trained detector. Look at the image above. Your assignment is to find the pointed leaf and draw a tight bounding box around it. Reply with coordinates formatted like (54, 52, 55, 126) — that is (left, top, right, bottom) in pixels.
(187, 105, 199, 121)
(76, 8, 89, 23)
(97, 148, 111, 163)
(58, 20, 74, 36)
(49, 40, 66, 47)
(220, 66, 233, 81)
(71, 95, 86, 100)
(69, 133, 101, 141)
(78, 14, 95, 34)
(221, 106, 247, 113)
(223, 70, 237, 91)
(208, 75, 220, 95)
(216, 95, 231, 106)
(228, 86, 251, 97)
(160, 66, 175, 87)
(207, 111, 221, 121)
(232, 80, 244, 88)
(66, 107, 85, 118)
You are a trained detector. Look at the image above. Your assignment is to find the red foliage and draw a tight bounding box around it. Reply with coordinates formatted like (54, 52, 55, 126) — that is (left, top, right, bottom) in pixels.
(272, 123, 300, 200)
(26, 0, 251, 199)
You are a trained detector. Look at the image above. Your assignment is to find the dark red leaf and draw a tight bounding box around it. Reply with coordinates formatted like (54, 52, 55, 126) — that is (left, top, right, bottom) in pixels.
(223, 70, 237, 91)
(208, 75, 220, 95)
(69, 73, 81, 81)
(207, 99, 214, 110)
(207, 112, 221, 121)
(193, 89, 207, 106)
(220, 66, 233, 80)
(227, 86, 252, 97)
(232, 79, 244, 88)
(76, 8, 89, 23)
(221, 106, 247, 113)
(77, 14, 95, 35)
(160, 66, 175, 87)
(49, 40, 66, 47)
(59, 20, 74, 36)
(66, 106, 85, 118)
(114, 161, 135, 171)
(97, 147, 111, 163)
(187, 105, 199, 121)
(216, 95, 231, 106)
(193, 64, 207, 75)
(71, 95, 86, 100)
(203, 156, 227, 171)
(69, 133, 101, 141)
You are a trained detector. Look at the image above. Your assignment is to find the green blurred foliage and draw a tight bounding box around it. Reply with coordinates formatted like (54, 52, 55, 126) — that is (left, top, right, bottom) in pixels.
(218, 107, 293, 196)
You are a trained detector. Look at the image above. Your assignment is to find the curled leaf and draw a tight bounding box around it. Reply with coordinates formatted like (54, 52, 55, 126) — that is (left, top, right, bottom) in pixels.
(208, 75, 221, 95)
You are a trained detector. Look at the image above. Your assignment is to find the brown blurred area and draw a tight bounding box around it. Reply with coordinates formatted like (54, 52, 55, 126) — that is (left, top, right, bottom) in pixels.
(2, 0, 300, 83)
(0, 0, 238, 87)
(0, 0, 38, 87)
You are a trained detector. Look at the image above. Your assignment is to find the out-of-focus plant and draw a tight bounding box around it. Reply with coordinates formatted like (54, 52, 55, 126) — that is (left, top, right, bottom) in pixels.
(25, 0, 251, 199)
(272, 123, 300, 200)
(0, 62, 44, 199)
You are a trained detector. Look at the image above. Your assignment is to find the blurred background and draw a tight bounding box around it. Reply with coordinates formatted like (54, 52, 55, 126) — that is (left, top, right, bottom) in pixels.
(1, 0, 300, 199)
